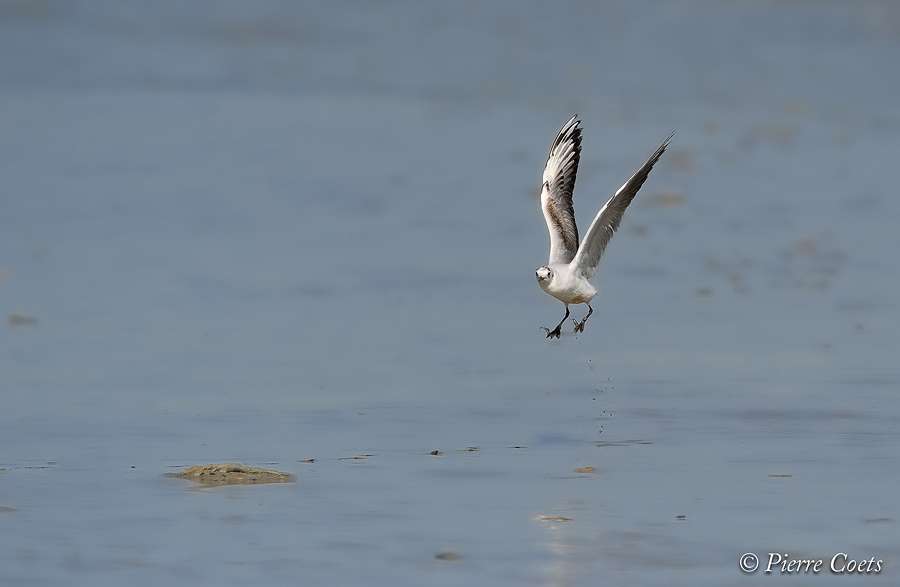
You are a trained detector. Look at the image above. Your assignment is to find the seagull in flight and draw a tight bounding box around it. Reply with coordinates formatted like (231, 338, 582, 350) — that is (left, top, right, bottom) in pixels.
(536, 116, 672, 338)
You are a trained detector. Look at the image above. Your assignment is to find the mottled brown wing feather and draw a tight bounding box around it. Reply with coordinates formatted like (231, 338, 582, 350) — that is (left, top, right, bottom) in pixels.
(540, 116, 582, 265)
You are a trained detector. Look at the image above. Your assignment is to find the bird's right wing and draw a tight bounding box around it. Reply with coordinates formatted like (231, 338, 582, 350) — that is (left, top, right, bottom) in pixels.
(540, 116, 582, 265)
(573, 132, 672, 279)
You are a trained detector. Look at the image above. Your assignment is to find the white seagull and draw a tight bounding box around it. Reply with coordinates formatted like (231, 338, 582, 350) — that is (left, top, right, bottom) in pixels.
(536, 116, 672, 338)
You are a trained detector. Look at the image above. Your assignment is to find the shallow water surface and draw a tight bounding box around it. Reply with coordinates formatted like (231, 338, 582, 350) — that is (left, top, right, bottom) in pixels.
(2, 1, 899, 585)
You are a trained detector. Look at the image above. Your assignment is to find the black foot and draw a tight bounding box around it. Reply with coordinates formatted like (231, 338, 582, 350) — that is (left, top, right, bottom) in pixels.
(541, 326, 562, 339)
(542, 307, 569, 339)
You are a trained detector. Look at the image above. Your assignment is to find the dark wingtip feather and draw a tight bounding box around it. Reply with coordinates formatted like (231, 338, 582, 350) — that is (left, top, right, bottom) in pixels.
(654, 131, 675, 159)
(549, 115, 582, 158)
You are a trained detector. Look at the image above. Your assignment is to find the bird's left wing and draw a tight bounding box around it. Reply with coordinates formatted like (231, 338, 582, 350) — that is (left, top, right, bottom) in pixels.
(573, 132, 673, 279)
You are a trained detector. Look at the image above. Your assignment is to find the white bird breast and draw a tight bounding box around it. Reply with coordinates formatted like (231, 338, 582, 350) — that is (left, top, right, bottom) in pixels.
(537, 265, 598, 305)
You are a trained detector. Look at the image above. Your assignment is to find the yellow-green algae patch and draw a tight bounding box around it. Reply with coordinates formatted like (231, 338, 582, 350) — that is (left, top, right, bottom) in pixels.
(166, 463, 295, 485)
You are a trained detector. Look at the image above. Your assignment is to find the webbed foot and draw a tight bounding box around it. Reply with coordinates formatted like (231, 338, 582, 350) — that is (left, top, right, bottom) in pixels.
(541, 306, 570, 339)
(541, 326, 562, 339)
(573, 305, 593, 334)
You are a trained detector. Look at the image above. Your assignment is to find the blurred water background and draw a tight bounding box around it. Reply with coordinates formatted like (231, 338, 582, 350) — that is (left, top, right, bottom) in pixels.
(1, 1, 899, 585)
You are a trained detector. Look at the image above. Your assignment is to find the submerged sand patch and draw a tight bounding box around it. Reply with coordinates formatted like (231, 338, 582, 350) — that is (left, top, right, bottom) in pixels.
(166, 463, 295, 485)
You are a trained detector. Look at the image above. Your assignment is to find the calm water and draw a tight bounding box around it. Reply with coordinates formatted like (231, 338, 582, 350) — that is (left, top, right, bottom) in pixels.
(2, 1, 899, 585)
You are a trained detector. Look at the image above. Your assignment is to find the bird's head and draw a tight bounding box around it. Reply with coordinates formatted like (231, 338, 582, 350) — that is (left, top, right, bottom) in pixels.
(535, 266, 553, 285)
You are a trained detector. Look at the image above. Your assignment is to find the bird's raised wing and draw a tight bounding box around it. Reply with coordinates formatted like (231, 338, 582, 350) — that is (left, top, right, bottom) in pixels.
(540, 116, 582, 265)
(573, 132, 673, 279)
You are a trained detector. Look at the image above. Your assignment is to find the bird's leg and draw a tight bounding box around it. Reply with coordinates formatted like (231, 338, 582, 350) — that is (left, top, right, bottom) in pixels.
(541, 306, 570, 339)
(573, 304, 593, 333)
